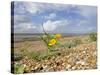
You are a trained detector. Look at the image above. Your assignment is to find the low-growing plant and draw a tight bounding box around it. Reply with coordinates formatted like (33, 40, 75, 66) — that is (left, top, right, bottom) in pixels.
(13, 62, 25, 74)
(11, 52, 23, 61)
(28, 50, 61, 61)
(89, 32, 97, 41)
(28, 51, 42, 61)
(40, 33, 62, 52)
(17, 19, 69, 61)
(65, 38, 82, 49)
(38, 19, 63, 52)
(65, 41, 77, 48)
(73, 39, 81, 45)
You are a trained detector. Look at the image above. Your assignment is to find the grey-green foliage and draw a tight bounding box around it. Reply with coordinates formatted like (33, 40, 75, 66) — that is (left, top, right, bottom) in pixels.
(28, 51, 41, 60)
(14, 62, 25, 74)
(73, 39, 81, 44)
(28, 50, 60, 61)
(65, 39, 81, 48)
(89, 32, 97, 41)
(28, 51, 49, 61)
(11, 52, 23, 61)
(65, 41, 77, 48)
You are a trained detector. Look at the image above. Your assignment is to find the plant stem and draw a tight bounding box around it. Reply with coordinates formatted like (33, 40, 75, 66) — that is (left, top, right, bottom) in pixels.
(40, 18, 51, 52)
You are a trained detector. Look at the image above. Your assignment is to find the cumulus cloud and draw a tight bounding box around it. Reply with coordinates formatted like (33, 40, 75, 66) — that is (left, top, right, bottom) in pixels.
(14, 2, 75, 15)
(23, 2, 43, 14)
(13, 15, 40, 33)
(14, 15, 31, 25)
(43, 20, 69, 32)
(14, 2, 42, 14)
(77, 20, 89, 26)
(13, 2, 97, 33)
(77, 6, 97, 18)
(14, 22, 37, 33)
(14, 2, 97, 17)
(45, 13, 56, 19)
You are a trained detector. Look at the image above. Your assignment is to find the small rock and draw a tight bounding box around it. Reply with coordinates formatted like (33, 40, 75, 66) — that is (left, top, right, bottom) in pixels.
(66, 64, 71, 69)
(72, 66, 76, 70)
(76, 61, 86, 65)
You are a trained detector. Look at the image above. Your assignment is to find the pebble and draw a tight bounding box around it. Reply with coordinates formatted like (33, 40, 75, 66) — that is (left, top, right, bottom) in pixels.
(66, 64, 71, 69)
(76, 61, 86, 65)
(17, 42, 97, 73)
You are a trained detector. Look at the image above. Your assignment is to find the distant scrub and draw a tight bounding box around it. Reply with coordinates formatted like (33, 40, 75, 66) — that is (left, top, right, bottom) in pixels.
(65, 39, 81, 48)
(73, 39, 81, 44)
(11, 52, 23, 61)
(65, 41, 77, 48)
(89, 32, 97, 41)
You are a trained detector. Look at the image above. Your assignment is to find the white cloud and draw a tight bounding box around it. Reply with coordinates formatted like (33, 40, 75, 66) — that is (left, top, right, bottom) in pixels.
(45, 13, 56, 19)
(76, 6, 97, 18)
(48, 4, 78, 12)
(13, 14, 43, 33)
(14, 2, 43, 14)
(43, 20, 69, 31)
(13, 2, 97, 33)
(14, 2, 26, 14)
(14, 2, 97, 18)
(14, 2, 75, 15)
(14, 15, 31, 25)
(14, 22, 37, 33)
(20, 23, 36, 30)
(77, 20, 89, 26)
(23, 2, 43, 14)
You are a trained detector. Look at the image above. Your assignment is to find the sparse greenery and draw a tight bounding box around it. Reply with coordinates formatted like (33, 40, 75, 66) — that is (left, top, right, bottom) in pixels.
(13, 34, 97, 73)
(28, 50, 60, 61)
(73, 39, 81, 44)
(65, 41, 77, 48)
(28, 51, 42, 61)
(14, 62, 25, 74)
(65, 39, 81, 48)
(89, 32, 97, 41)
(11, 52, 23, 61)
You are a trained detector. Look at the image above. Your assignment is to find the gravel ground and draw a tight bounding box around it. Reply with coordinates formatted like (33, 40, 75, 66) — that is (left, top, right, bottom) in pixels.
(18, 42, 97, 73)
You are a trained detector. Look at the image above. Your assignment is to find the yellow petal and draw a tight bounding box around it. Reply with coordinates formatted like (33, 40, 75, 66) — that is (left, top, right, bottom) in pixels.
(48, 39, 57, 45)
(48, 43, 52, 46)
(55, 34, 61, 39)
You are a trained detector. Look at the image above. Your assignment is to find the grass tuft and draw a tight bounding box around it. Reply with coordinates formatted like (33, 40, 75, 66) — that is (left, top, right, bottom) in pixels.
(89, 32, 97, 42)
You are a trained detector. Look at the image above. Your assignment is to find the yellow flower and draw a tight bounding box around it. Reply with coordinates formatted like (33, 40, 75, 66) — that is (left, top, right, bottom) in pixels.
(55, 34, 61, 39)
(48, 39, 57, 46)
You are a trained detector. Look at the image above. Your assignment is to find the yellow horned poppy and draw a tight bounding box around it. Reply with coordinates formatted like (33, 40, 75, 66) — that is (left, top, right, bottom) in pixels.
(55, 34, 61, 39)
(48, 39, 57, 46)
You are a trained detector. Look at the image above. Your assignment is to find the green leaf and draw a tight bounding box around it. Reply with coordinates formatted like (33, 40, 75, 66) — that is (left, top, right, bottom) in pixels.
(56, 41, 61, 45)
(48, 34, 56, 39)
(14, 63, 25, 74)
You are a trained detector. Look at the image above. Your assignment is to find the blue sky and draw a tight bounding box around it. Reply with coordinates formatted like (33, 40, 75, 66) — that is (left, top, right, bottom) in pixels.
(12, 2, 97, 34)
